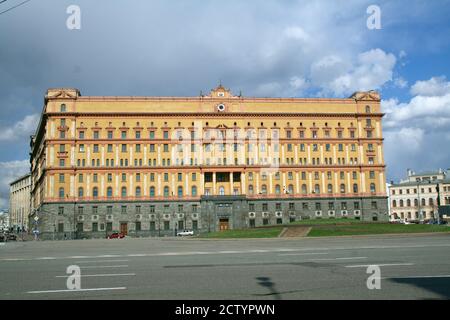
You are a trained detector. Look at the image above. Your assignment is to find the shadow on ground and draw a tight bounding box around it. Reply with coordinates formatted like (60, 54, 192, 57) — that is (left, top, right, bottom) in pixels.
(389, 277, 450, 299)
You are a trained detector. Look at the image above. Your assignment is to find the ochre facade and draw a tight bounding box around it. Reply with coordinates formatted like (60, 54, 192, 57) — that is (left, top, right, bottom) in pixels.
(30, 86, 388, 239)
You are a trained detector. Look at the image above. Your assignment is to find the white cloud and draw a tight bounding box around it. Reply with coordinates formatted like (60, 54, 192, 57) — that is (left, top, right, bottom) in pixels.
(383, 76, 450, 180)
(283, 26, 310, 42)
(0, 160, 29, 209)
(410, 76, 450, 97)
(0, 114, 39, 142)
(311, 49, 397, 96)
(394, 77, 408, 89)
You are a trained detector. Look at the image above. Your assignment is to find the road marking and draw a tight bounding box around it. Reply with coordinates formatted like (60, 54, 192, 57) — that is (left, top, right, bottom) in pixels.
(279, 252, 329, 256)
(81, 265, 128, 269)
(35, 257, 56, 260)
(27, 287, 127, 294)
(56, 273, 135, 278)
(345, 263, 414, 268)
(3, 242, 450, 262)
(309, 257, 367, 261)
(75, 259, 129, 264)
(97, 255, 121, 258)
(384, 275, 450, 279)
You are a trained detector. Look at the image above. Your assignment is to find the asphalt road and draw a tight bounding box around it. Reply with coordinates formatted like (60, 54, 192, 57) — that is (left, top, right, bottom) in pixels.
(1, 234, 449, 300)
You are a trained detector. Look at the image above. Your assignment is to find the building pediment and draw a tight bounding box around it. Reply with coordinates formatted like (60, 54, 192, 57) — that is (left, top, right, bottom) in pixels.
(349, 90, 380, 101)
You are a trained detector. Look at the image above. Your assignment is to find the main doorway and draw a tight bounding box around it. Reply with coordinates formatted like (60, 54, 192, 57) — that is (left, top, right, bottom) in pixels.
(120, 222, 128, 236)
(219, 218, 229, 231)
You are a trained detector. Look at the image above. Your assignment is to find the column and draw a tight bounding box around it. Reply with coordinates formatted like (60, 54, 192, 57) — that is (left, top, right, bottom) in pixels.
(241, 172, 246, 195)
(230, 172, 234, 195)
(200, 172, 205, 194)
(185, 173, 189, 196)
(101, 145, 105, 166)
(213, 172, 216, 195)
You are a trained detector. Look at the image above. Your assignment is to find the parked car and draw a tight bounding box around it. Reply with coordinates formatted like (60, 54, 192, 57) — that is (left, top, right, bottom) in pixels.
(107, 231, 125, 239)
(0, 233, 6, 242)
(177, 230, 194, 237)
(6, 233, 17, 241)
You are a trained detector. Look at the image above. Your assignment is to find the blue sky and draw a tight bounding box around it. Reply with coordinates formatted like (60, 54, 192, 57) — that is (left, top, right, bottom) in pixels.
(0, 0, 450, 208)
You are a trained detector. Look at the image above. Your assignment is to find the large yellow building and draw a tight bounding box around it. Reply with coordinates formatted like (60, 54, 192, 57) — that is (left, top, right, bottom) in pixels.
(30, 86, 388, 239)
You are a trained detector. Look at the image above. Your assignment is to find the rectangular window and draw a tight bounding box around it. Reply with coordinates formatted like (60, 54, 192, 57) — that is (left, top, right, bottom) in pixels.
(58, 207, 64, 215)
(93, 131, 99, 139)
(107, 131, 113, 139)
(121, 131, 127, 139)
(92, 222, 98, 232)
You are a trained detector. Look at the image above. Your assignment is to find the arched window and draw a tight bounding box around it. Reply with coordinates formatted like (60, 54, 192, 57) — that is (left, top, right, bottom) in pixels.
(275, 185, 281, 195)
(60, 104, 66, 112)
(421, 198, 426, 206)
(327, 184, 333, 194)
(121, 187, 127, 198)
(353, 184, 358, 193)
(149, 187, 155, 197)
(429, 198, 434, 206)
(248, 185, 254, 195)
(301, 184, 307, 195)
(365, 105, 371, 113)
(219, 186, 225, 196)
(135, 187, 141, 198)
(78, 187, 84, 198)
(400, 200, 404, 207)
(314, 184, 320, 194)
(414, 199, 418, 206)
(407, 199, 411, 207)
(178, 186, 183, 198)
(59, 187, 65, 199)
(107, 187, 113, 198)
(191, 186, 197, 197)
(370, 183, 376, 193)
(288, 184, 294, 194)
(93, 187, 98, 198)
(164, 186, 169, 198)
(392, 200, 397, 208)
(261, 185, 267, 195)
(340, 184, 346, 194)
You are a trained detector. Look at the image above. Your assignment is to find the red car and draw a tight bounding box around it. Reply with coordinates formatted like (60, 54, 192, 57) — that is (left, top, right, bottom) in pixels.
(107, 232, 125, 239)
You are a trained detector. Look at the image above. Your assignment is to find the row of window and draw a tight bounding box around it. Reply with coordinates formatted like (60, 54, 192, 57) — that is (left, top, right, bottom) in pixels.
(71, 156, 374, 168)
(57, 171, 378, 184)
(391, 186, 437, 195)
(57, 182, 378, 199)
(57, 201, 369, 216)
(56, 221, 199, 233)
(392, 198, 436, 208)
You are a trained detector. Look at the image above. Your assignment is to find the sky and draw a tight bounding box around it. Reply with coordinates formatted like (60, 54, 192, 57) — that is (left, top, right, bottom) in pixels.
(0, 0, 450, 208)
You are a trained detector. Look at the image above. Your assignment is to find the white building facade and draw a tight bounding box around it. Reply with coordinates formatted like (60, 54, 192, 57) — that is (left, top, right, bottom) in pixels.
(9, 174, 31, 231)
(389, 169, 448, 222)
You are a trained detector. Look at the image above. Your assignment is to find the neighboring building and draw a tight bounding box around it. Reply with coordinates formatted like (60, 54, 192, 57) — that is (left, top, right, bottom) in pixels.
(389, 169, 449, 221)
(9, 174, 31, 231)
(0, 210, 10, 230)
(30, 86, 388, 240)
(439, 177, 450, 219)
